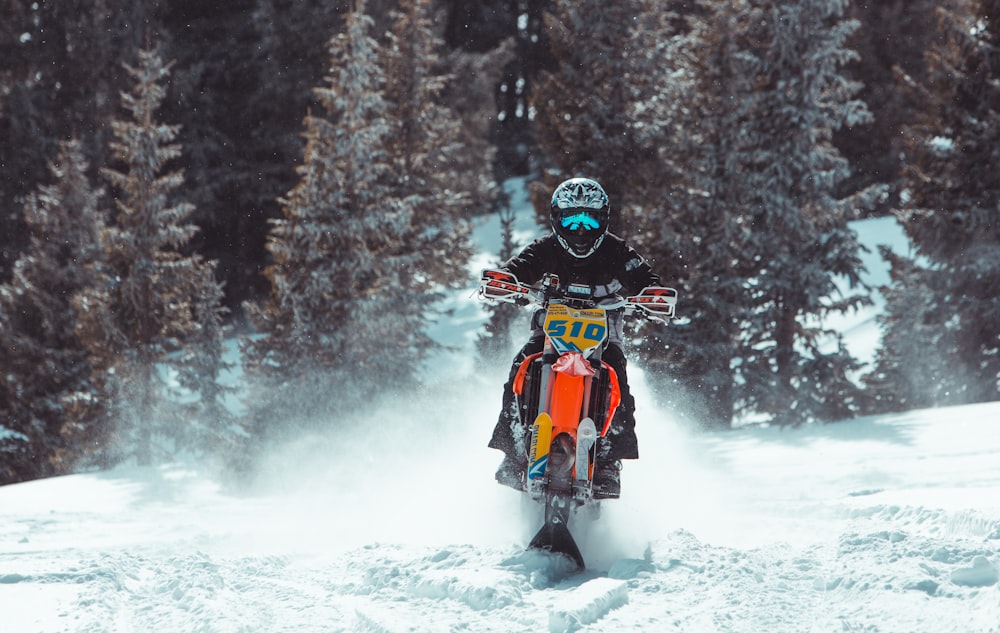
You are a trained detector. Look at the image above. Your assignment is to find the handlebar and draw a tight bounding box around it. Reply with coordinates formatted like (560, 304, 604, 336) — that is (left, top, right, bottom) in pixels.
(478, 269, 677, 323)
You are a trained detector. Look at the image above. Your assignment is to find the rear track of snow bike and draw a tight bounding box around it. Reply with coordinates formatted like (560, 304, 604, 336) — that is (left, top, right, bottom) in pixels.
(526, 429, 591, 569)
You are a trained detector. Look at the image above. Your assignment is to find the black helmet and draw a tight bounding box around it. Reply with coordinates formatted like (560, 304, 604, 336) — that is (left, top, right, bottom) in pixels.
(549, 177, 610, 258)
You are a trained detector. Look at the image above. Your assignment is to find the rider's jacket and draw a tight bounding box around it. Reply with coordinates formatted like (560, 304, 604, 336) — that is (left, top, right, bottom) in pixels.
(501, 233, 661, 344)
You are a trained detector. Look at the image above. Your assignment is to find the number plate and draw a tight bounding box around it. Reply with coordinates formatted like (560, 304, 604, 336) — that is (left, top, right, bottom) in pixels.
(543, 304, 608, 356)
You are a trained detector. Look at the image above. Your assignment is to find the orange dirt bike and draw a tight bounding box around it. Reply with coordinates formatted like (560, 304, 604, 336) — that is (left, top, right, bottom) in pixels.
(478, 269, 677, 568)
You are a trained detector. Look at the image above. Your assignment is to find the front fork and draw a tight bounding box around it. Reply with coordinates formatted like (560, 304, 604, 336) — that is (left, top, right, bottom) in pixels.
(526, 406, 599, 504)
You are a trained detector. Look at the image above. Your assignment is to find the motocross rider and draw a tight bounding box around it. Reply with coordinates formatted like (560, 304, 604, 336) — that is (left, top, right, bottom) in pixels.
(489, 177, 661, 499)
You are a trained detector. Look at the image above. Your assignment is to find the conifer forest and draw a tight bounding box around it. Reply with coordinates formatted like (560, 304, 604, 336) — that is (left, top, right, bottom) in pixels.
(1, 0, 998, 485)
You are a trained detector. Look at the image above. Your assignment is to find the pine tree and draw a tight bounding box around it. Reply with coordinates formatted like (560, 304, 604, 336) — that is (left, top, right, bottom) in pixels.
(627, 1, 755, 429)
(624, 1, 879, 426)
(0, 140, 108, 484)
(174, 264, 240, 456)
(242, 1, 497, 441)
(874, 0, 1000, 407)
(864, 247, 954, 411)
(720, 0, 876, 426)
(381, 0, 474, 296)
(76, 47, 226, 466)
(242, 4, 415, 435)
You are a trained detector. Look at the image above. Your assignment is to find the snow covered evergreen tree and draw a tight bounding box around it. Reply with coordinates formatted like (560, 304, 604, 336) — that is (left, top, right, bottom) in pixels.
(871, 0, 1000, 408)
(0, 140, 108, 484)
(75, 47, 227, 466)
(626, 2, 758, 429)
(620, 1, 879, 426)
(864, 247, 953, 411)
(244, 3, 447, 436)
(241, 2, 506, 451)
(719, 0, 876, 425)
(174, 264, 240, 456)
(381, 0, 474, 296)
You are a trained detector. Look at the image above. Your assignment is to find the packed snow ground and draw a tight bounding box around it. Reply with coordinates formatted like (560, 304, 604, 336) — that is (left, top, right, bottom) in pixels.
(2, 182, 998, 631)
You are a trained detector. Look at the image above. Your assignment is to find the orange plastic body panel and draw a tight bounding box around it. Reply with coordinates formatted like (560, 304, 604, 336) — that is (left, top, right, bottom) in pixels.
(512, 352, 543, 396)
(548, 371, 586, 481)
(548, 371, 587, 436)
(513, 353, 622, 437)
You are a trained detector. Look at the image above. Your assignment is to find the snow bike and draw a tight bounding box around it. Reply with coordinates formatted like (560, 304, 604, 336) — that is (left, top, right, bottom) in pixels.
(478, 269, 677, 568)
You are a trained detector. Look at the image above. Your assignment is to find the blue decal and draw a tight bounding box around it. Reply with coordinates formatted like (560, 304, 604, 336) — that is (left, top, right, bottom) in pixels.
(550, 339, 581, 355)
(528, 456, 548, 480)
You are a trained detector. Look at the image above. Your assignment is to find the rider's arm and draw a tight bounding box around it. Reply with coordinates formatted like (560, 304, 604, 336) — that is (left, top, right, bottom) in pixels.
(501, 237, 553, 286)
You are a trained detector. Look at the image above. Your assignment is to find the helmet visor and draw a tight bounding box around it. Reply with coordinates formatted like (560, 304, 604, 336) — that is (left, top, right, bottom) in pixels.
(558, 208, 604, 232)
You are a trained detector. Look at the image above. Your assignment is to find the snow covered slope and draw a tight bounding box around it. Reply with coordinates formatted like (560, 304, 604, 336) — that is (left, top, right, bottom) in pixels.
(2, 389, 998, 632)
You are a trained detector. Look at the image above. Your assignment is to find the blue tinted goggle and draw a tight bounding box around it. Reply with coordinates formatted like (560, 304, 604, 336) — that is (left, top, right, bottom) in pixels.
(559, 209, 602, 231)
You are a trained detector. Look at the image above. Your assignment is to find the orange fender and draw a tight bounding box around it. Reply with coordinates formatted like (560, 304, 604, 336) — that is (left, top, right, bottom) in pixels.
(548, 371, 587, 435)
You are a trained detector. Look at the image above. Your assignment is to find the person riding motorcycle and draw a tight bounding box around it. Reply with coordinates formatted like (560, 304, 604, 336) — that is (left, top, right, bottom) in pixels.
(488, 177, 662, 499)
